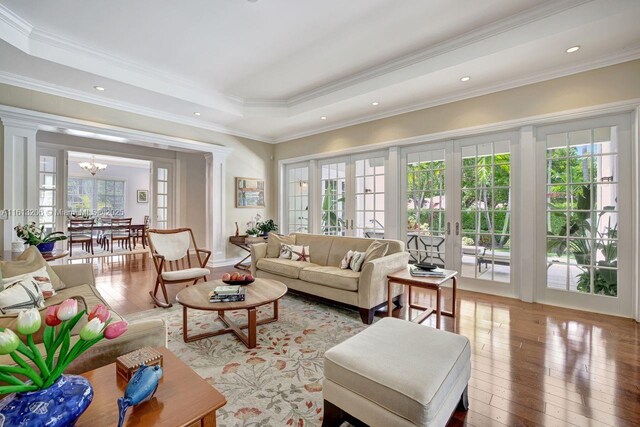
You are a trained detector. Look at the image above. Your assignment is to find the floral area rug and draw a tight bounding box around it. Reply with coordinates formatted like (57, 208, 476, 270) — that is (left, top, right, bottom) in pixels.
(125, 294, 367, 426)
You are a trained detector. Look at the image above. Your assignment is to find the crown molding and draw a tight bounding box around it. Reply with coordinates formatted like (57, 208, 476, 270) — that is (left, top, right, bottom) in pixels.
(0, 3, 32, 36)
(284, 0, 591, 107)
(0, 104, 235, 155)
(0, 71, 273, 143)
(272, 47, 640, 143)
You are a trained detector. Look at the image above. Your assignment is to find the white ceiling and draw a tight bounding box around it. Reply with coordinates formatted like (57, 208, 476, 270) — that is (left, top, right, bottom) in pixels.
(0, 0, 639, 143)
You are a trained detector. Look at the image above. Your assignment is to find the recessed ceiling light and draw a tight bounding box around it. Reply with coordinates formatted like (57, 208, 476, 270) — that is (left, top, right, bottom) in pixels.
(460, 76, 471, 82)
(194, 112, 201, 116)
(566, 45, 580, 53)
(372, 102, 379, 106)
(320, 116, 327, 120)
(93, 86, 105, 91)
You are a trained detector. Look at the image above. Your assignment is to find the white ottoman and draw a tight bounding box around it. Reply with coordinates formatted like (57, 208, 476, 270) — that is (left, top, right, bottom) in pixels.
(323, 317, 470, 427)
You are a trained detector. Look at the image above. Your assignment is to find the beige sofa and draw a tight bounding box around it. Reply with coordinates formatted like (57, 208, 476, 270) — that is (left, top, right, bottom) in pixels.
(251, 234, 409, 324)
(0, 263, 167, 373)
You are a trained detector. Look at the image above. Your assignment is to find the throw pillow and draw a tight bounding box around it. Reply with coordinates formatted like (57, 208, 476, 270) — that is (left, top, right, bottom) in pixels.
(0, 277, 45, 314)
(363, 241, 389, 265)
(291, 245, 311, 262)
(3, 266, 56, 299)
(266, 233, 295, 258)
(339, 250, 354, 269)
(279, 243, 294, 259)
(0, 246, 65, 291)
(349, 251, 366, 272)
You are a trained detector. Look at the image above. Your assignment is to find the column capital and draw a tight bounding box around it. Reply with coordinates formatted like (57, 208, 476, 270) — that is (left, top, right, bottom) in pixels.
(1, 117, 40, 132)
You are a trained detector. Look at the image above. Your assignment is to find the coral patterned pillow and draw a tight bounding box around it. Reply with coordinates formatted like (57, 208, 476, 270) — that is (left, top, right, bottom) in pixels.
(339, 250, 354, 269)
(279, 243, 293, 259)
(291, 245, 311, 263)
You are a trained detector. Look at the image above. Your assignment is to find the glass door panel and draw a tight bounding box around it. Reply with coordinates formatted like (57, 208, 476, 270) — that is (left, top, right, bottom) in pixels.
(286, 165, 309, 233)
(544, 126, 619, 296)
(152, 163, 172, 230)
(320, 161, 347, 235)
(459, 139, 511, 283)
(354, 157, 385, 238)
(404, 148, 447, 266)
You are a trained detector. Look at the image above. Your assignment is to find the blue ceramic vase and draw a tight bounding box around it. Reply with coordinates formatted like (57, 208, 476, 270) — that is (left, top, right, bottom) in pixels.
(36, 242, 56, 253)
(0, 375, 93, 426)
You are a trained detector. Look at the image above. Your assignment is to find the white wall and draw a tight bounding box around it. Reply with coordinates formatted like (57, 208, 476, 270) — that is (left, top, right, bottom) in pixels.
(67, 160, 150, 223)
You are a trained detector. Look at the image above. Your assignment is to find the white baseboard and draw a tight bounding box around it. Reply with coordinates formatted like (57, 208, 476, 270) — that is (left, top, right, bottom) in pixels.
(207, 256, 246, 269)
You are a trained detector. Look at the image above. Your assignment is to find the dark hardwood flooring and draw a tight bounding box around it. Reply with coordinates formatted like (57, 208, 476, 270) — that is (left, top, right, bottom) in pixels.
(80, 254, 640, 426)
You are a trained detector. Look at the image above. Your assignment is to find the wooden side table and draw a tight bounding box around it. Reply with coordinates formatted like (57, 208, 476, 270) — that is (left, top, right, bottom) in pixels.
(77, 347, 226, 426)
(1, 250, 69, 262)
(228, 235, 267, 271)
(387, 267, 458, 329)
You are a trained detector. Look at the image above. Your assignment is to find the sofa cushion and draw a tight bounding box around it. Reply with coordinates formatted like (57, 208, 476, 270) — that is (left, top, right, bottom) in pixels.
(293, 234, 333, 266)
(266, 233, 295, 258)
(299, 266, 360, 291)
(0, 246, 65, 290)
(256, 258, 318, 279)
(324, 317, 471, 426)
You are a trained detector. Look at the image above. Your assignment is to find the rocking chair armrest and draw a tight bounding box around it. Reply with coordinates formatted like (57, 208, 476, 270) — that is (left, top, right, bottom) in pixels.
(151, 253, 166, 261)
(195, 248, 212, 267)
(196, 248, 212, 255)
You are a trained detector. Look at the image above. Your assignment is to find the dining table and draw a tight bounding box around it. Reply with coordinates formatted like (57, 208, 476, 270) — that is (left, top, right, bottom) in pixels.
(68, 222, 148, 249)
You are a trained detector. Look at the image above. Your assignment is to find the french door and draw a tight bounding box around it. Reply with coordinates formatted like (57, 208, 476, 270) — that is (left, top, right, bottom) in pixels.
(401, 132, 516, 292)
(535, 114, 633, 315)
(318, 152, 386, 237)
(151, 161, 174, 229)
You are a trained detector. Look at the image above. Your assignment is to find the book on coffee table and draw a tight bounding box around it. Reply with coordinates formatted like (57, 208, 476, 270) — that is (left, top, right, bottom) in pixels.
(209, 286, 246, 302)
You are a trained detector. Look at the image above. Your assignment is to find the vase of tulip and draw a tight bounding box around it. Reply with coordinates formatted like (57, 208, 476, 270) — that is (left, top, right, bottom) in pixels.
(0, 299, 127, 426)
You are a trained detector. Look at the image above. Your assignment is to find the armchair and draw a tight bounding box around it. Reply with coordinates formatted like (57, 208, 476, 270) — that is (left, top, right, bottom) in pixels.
(147, 228, 211, 308)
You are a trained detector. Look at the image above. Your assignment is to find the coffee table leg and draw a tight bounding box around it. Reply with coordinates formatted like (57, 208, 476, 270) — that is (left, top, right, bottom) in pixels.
(273, 300, 279, 321)
(183, 306, 188, 342)
(247, 308, 257, 348)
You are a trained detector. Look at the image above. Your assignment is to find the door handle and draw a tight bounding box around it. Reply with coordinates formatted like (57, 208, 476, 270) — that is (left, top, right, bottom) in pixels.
(455, 222, 460, 236)
(446, 222, 451, 235)
(350, 219, 354, 230)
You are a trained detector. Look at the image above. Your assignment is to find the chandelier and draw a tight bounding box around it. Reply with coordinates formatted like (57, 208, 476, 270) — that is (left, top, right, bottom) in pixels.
(78, 156, 107, 176)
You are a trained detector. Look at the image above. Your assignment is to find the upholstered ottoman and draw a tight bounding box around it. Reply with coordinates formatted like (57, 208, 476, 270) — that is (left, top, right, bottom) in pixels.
(322, 317, 470, 427)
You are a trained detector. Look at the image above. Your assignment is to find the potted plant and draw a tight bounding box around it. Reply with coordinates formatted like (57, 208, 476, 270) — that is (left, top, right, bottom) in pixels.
(0, 300, 127, 425)
(14, 222, 67, 254)
(256, 219, 278, 236)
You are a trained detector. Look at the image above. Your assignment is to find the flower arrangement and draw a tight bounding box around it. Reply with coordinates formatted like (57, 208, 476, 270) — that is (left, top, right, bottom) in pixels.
(14, 222, 67, 246)
(0, 299, 127, 393)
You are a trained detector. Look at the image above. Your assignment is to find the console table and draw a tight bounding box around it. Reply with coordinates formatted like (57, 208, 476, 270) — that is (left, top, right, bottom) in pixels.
(228, 235, 267, 271)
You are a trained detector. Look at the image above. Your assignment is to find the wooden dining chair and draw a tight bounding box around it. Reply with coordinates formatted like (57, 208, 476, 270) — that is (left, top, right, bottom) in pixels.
(131, 215, 150, 249)
(68, 219, 95, 256)
(103, 218, 132, 252)
(147, 228, 211, 308)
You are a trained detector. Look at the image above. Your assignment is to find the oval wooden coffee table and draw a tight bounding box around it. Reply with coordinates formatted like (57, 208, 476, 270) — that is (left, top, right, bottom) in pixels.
(176, 278, 287, 348)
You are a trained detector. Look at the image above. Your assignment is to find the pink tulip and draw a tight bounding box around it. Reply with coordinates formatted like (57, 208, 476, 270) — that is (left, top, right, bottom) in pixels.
(56, 299, 78, 321)
(103, 321, 127, 340)
(45, 305, 62, 327)
(88, 304, 110, 323)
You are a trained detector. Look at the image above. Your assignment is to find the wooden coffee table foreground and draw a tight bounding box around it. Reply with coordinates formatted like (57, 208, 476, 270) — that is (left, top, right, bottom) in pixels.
(77, 347, 226, 427)
(176, 278, 288, 348)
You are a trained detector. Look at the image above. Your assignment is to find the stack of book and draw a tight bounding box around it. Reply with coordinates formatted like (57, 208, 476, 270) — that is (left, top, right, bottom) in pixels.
(209, 285, 246, 303)
(409, 265, 446, 278)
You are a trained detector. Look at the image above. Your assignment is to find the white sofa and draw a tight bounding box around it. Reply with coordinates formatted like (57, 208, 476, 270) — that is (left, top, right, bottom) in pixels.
(250, 233, 409, 324)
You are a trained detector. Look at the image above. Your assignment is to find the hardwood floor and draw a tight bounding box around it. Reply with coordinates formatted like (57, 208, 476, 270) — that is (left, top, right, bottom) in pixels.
(83, 254, 640, 426)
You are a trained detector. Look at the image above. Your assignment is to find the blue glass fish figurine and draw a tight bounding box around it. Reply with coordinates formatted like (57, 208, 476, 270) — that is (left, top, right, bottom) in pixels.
(117, 364, 163, 427)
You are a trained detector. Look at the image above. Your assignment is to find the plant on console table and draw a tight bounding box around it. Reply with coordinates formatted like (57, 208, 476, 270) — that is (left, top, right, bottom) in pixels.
(0, 300, 127, 426)
(14, 221, 67, 253)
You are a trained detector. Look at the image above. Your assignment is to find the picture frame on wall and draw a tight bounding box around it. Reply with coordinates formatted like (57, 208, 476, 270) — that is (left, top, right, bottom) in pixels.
(235, 177, 265, 208)
(137, 190, 148, 203)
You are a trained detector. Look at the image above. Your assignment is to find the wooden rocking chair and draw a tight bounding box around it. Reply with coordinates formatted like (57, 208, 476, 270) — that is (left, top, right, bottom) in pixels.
(147, 228, 211, 308)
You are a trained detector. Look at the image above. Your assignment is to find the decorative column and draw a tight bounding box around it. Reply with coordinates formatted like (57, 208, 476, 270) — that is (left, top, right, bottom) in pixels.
(205, 149, 230, 265)
(1, 118, 39, 250)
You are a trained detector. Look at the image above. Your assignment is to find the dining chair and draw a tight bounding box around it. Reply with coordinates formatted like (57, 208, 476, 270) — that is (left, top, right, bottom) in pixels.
(103, 218, 133, 252)
(68, 219, 95, 256)
(131, 215, 150, 249)
(147, 228, 211, 308)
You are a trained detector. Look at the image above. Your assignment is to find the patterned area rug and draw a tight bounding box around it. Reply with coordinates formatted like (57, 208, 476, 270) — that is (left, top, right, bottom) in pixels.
(125, 294, 367, 427)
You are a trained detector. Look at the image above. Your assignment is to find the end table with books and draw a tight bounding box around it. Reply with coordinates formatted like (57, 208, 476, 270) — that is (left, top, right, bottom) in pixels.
(387, 266, 458, 329)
